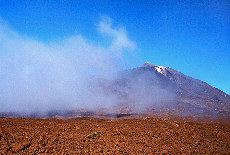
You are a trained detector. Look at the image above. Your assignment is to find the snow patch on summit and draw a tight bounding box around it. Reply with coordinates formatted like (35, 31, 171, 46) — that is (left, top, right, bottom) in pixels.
(154, 66, 166, 74)
(140, 62, 167, 74)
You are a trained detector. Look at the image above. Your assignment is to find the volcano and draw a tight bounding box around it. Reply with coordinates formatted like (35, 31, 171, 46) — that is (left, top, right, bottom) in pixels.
(1, 62, 229, 119)
(101, 62, 230, 118)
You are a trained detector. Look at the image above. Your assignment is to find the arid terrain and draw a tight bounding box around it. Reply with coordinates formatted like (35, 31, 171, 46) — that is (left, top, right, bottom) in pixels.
(0, 116, 229, 154)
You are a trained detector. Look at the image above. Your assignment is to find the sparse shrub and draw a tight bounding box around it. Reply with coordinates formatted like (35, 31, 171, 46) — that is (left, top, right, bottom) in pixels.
(85, 131, 103, 139)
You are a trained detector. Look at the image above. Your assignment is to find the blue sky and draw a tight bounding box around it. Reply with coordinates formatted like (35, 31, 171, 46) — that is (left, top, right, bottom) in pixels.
(0, 0, 229, 94)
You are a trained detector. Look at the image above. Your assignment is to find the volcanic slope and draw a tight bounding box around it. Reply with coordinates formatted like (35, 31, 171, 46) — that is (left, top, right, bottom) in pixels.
(102, 62, 230, 118)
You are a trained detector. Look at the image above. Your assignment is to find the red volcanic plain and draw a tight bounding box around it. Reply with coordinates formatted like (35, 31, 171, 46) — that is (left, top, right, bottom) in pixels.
(0, 116, 229, 154)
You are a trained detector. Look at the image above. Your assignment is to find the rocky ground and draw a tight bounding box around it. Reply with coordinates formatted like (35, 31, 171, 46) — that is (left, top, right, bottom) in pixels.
(0, 116, 229, 154)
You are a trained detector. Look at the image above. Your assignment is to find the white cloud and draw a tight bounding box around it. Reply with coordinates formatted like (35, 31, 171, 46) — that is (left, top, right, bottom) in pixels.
(0, 16, 137, 113)
(98, 15, 136, 53)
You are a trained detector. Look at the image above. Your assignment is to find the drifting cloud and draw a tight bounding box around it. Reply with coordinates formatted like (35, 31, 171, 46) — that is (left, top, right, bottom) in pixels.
(98, 16, 136, 53)
(0, 16, 136, 113)
(0, 16, 175, 116)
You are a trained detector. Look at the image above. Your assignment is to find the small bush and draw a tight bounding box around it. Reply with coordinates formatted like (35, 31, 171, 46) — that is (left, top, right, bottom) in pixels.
(85, 131, 103, 139)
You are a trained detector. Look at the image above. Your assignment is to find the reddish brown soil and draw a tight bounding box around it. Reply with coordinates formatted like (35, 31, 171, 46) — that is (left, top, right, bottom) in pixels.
(0, 117, 229, 154)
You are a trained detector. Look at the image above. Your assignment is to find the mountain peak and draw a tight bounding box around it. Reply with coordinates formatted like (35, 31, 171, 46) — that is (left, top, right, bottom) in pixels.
(140, 62, 168, 75)
(140, 62, 155, 67)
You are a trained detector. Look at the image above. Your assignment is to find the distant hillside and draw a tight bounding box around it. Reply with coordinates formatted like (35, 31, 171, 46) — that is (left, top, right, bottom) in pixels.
(101, 62, 230, 118)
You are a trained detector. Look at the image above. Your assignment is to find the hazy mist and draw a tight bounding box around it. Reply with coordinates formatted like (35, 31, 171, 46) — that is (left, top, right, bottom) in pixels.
(0, 16, 174, 115)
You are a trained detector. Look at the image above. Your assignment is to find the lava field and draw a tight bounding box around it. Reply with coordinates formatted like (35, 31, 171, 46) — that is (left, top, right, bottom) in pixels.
(0, 116, 229, 154)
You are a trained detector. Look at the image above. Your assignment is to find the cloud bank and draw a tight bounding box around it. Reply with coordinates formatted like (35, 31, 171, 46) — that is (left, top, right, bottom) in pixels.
(0, 16, 136, 113)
